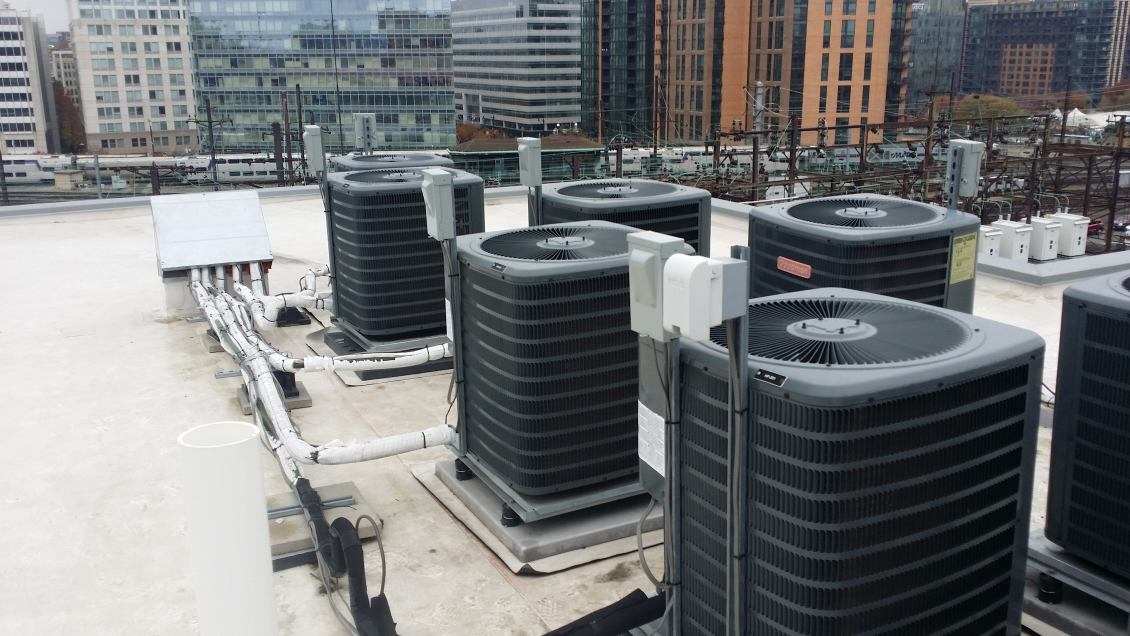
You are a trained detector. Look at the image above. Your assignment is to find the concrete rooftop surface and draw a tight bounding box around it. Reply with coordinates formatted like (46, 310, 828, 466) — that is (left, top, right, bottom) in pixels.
(0, 191, 1066, 634)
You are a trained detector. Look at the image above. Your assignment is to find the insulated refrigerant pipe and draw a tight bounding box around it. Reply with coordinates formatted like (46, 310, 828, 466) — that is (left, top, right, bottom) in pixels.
(178, 421, 277, 636)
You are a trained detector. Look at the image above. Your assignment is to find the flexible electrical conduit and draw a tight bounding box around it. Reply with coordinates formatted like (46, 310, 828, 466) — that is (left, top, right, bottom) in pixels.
(191, 270, 455, 466)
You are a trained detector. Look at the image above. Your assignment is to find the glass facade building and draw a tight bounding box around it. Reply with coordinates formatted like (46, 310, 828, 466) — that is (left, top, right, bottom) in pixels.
(188, 0, 455, 153)
(580, 0, 655, 143)
(452, 0, 581, 134)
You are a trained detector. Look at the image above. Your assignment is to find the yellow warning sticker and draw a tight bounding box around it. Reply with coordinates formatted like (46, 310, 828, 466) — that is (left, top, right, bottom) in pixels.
(950, 233, 977, 285)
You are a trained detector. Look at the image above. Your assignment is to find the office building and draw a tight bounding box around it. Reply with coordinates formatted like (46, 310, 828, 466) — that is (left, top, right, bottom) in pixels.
(906, 0, 966, 113)
(581, 0, 655, 143)
(68, 0, 197, 154)
(452, 0, 581, 134)
(0, 2, 57, 154)
(189, 0, 456, 153)
(961, 0, 1130, 103)
(51, 46, 80, 104)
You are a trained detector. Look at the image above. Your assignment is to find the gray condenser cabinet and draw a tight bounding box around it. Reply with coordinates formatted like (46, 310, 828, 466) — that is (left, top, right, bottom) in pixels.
(326, 168, 484, 343)
(1046, 271, 1130, 579)
(328, 152, 454, 172)
(748, 194, 980, 311)
(455, 221, 639, 496)
(664, 288, 1043, 634)
(539, 179, 712, 255)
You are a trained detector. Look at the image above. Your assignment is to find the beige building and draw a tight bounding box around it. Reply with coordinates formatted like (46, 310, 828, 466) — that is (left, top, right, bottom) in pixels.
(68, 0, 196, 154)
(0, 2, 56, 154)
(51, 47, 79, 103)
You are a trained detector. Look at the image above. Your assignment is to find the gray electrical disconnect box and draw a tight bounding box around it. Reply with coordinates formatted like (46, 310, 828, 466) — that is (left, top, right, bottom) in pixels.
(627, 231, 690, 341)
(421, 168, 455, 241)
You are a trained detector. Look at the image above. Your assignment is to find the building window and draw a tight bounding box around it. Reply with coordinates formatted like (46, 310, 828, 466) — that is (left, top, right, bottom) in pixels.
(819, 86, 828, 112)
(838, 53, 853, 81)
(843, 0, 856, 14)
(825, 0, 832, 14)
(835, 117, 850, 144)
(862, 85, 870, 111)
(821, 53, 829, 81)
(836, 85, 851, 111)
(841, 20, 855, 47)
(864, 53, 872, 80)
(868, 0, 876, 12)
(823, 20, 831, 47)
(142, 25, 158, 36)
(866, 20, 874, 47)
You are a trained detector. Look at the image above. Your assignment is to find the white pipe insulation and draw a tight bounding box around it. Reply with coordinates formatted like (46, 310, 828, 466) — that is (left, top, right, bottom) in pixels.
(190, 269, 455, 467)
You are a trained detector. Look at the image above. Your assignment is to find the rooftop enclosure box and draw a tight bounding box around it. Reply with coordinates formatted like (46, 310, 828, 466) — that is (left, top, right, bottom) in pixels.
(326, 168, 484, 345)
(748, 194, 980, 312)
(660, 288, 1043, 634)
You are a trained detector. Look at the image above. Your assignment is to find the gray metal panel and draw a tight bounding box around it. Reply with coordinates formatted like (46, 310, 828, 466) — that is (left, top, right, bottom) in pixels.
(150, 190, 272, 274)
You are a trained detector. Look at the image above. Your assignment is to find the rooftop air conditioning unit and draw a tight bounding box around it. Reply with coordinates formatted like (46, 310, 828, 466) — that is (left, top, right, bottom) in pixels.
(329, 153, 454, 172)
(1046, 271, 1130, 579)
(979, 225, 1002, 257)
(454, 221, 640, 496)
(538, 179, 712, 255)
(748, 194, 980, 312)
(991, 219, 1032, 261)
(1029, 217, 1061, 261)
(667, 288, 1043, 634)
(1048, 211, 1088, 257)
(326, 168, 484, 346)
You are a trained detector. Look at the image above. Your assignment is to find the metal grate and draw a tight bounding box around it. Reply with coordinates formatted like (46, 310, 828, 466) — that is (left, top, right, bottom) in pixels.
(1047, 309, 1130, 578)
(329, 180, 481, 341)
(750, 223, 955, 306)
(479, 226, 630, 261)
(678, 362, 1034, 634)
(785, 197, 942, 228)
(459, 266, 639, 496)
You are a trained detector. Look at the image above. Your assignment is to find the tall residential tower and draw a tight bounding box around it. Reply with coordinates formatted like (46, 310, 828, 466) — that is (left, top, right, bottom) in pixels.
(68, 0, 197, 154)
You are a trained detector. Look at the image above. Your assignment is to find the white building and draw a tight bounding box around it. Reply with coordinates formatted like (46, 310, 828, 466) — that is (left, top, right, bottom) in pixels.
(51, 47, 79, 103)
(0, 2, 56, 154)
(453, 0, 581, 134)
(68, 0, 196, 154)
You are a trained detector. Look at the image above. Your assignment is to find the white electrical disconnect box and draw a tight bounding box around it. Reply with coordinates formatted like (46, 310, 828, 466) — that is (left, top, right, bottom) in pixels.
(1029, 218, 1062, 261)
(991, 219, 1032, 262)
(353, 113, 378, 152)
(1048, 212, 1088, 257)
(948, 140, 986, 199)
(978, 226, 1002, 258)
(421, 168, 455, 241)
(517, 137, 542, 188)
(661, 254, 747, 343)
(303, 125, 325, 173)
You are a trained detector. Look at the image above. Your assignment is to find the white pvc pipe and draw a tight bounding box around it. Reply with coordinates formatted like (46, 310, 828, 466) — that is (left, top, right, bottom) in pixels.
(178, 421, 277, 636)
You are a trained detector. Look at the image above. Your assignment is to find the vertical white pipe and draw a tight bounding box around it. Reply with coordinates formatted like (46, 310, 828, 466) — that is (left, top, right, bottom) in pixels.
(178, 421, 277, 636)
(213, 265, 226, 292)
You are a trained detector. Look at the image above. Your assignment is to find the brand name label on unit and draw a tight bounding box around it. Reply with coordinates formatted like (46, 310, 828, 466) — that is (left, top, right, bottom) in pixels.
(491, 262, 507, 272)
(754, 368, 788, 387)
(777, 256, 813, 279)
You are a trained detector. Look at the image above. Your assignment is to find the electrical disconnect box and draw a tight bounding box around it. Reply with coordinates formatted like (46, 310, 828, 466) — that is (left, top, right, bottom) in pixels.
(1048, 212, 1088, 257)
(947, 140, 986, 199)
(517, 137, 542, 188)
(626, 231, 690, 341)
(421, 168, 455, 241)
(1029, 217, 1062, 262)
(991, 219, 1032, 261)
(353, 113, 378, 152)
(978, 226, 1002, 258)
(662, 254, 747, 343)
(302, 125, 325, 173)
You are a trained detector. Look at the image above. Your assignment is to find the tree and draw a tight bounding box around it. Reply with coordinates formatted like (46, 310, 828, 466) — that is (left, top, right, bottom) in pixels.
(53, 81, 84, 153)
(1099, 81, 1130, 111)
(954, 94, 1029, 121)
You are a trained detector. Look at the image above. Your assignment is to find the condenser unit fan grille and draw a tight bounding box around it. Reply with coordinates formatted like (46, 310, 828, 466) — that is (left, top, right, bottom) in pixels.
(785, 198, 942, 228)
(479, 225, 630, 261)
(713, 298, 969, 365)
(555, 180, 679, 199)
(343, 170, 423, 184)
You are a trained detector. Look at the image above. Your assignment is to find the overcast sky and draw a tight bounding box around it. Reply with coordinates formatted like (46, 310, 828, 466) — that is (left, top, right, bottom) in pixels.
(7, 0, 69, 33)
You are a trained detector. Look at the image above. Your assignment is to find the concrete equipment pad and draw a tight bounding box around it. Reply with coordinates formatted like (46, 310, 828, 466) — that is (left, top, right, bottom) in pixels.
(978, 249, 1130, 285)
(414, 460, 663, 574)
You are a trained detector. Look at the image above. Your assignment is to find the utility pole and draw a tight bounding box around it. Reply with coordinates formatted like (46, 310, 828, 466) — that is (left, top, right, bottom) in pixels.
(750, 132, 760, 201)
(281, 91, 294, 185)
(271, 122, 285, 187)
(1108, 115, 1127, 252)
(858, 117, 868, 174)
(150, 163, 161, 195)
(787, 115, 799, 185)
(923, 96, 936, 200)
(754, 81, 765, 132)
(205, 98, 219, 191)
(295, 84, 306, 182)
